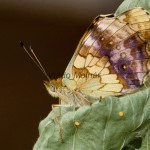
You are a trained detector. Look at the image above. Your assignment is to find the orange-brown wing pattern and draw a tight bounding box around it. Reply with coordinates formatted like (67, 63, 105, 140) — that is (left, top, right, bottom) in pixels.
(63, 8, 150, 98)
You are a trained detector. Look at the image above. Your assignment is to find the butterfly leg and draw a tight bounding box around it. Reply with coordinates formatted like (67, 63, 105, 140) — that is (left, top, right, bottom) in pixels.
(144, 82, 148, 88)
(52, 104, 70, 143)
(75, 91, 92, 106)
(58, 98, 62, 116)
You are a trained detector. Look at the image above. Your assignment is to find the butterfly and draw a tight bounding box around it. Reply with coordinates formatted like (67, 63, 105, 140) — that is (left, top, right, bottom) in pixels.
(44, 7, 150, 106)
(21, 7, 150, 142)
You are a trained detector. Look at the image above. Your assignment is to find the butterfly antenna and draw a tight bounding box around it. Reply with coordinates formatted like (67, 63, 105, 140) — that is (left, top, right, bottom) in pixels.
(20, 41, 50, 81)
(29, 45, 50, 81)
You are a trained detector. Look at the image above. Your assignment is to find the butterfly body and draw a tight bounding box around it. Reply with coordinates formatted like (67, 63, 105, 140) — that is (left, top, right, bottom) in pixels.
(44, 78, 92, 107)
(45, 7, 150, 105)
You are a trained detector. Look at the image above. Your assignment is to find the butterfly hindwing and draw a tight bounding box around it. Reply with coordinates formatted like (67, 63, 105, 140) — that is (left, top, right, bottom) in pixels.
(63, 7, 150, 98)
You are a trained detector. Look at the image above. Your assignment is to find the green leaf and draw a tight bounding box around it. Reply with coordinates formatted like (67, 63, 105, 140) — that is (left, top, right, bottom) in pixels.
(122, 137, 142, 149)
(140, 125, 150, 150)
(33, 87, 150, 150)
(115, 0, 150, 16)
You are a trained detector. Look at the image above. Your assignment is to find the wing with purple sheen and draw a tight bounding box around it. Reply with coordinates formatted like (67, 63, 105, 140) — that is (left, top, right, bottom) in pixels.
(63, 7, 150, 95)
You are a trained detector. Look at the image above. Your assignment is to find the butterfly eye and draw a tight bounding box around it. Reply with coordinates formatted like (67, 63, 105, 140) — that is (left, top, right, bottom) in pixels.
(50, 84, 56, 92)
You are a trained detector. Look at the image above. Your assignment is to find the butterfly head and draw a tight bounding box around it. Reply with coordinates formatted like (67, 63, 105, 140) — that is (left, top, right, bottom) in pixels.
(44, 78, 63, 98)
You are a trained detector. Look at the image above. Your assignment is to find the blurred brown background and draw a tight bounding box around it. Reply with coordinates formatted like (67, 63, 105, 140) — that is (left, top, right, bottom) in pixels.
(0, 0, 122, 149)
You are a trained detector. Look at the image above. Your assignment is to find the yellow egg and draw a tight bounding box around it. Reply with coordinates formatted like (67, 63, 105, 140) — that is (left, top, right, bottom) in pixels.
(74, 121, 80, 126)
(119, 112, 124, 117)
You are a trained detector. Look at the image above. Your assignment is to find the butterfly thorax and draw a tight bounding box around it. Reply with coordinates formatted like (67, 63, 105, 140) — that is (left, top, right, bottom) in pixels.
(44, 78, 72, 104)
(44, 78, 92, 107)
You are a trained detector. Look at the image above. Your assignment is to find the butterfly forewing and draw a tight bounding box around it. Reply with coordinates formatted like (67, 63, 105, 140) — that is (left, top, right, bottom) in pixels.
(63, 7, 150, 98)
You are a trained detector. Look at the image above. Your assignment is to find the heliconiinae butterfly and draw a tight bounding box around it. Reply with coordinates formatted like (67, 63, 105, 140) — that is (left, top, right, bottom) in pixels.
(21, 7, 150, 142)
(45, 7, 150, 106)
